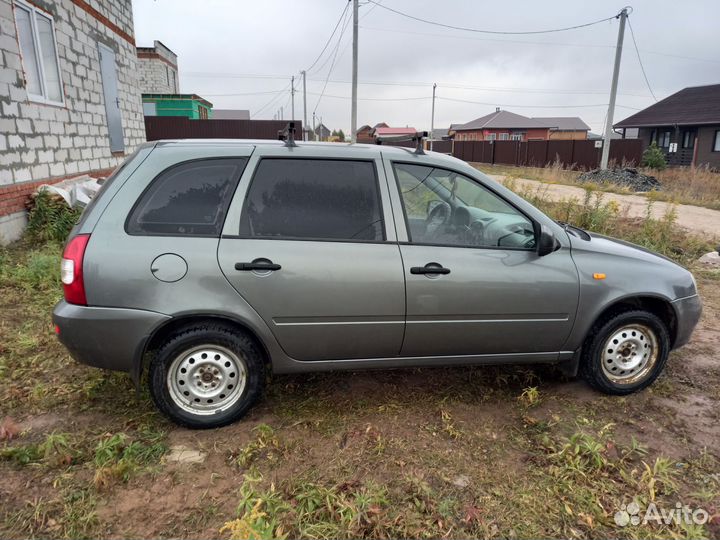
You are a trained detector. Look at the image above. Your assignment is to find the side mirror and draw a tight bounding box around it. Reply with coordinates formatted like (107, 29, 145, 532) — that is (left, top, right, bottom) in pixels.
(537, 225, 560, 256)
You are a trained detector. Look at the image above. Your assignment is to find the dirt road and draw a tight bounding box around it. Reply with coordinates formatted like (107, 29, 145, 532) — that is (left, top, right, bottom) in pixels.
(488, 174, 720, 238)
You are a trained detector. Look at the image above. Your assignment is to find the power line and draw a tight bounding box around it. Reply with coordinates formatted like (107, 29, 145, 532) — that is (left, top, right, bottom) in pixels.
(201, 89, 289, 97)
(626, 17, 658, 102)
(251, 82, 291, 118)
(365, 0, 620, 35)
(304, 1, 350, 73)
(313, 5, 352, 113)
(437, 96, 642, 110)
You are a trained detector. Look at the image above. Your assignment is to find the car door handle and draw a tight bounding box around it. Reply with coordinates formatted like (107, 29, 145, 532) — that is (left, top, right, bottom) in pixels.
(235, 260, 281, 271)
(410, 263, 451, 275)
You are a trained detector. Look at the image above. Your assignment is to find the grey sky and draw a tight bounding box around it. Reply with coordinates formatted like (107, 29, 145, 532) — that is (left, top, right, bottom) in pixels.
(131, 0, 720, 134)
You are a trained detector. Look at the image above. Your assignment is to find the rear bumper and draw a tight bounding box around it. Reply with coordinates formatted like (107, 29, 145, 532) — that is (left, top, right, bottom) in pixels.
(52, 300, 170, 372)
(671, 294, 702, 349)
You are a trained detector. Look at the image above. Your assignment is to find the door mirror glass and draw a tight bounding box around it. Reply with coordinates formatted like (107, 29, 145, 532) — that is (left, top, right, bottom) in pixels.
(537, 226, 560, 256)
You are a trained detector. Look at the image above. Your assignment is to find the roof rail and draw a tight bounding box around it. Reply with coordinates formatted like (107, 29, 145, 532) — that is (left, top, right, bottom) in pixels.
(375, 131, 428, 155)
(278, 122, 297, 147)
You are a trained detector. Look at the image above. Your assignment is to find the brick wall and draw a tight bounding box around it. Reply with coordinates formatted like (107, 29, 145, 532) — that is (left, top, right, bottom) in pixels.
(137, 40, 179, 94)
(0, 0, 145, 243)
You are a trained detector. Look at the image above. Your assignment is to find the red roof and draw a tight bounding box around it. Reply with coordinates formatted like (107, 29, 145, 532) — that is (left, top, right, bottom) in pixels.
(374, 127, 417, 136)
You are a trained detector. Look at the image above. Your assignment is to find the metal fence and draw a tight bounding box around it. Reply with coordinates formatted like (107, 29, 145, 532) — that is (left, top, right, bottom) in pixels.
(145, 117, 304, 141)
(452, 139, 644, 169)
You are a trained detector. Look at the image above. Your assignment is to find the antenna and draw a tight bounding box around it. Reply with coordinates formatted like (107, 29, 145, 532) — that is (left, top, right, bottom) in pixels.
(278, 122, 297, 147)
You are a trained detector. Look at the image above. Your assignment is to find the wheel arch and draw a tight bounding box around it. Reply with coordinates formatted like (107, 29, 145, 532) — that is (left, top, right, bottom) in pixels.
(585, 294, 678, 348)
(132, 313, 272, 387)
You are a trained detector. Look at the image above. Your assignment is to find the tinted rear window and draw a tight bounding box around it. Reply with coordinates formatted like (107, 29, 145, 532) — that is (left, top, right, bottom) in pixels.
(126, 158, 247, 236)
(239, 158, 384, 241)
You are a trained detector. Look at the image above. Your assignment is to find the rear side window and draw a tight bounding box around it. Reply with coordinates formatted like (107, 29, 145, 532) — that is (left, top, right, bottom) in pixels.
(127, 158, 247, 236)
(239, 158, 384, 241)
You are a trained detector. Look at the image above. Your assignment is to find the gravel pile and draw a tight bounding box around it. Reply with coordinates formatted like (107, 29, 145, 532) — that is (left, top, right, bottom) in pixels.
(577, 167, 661, 192)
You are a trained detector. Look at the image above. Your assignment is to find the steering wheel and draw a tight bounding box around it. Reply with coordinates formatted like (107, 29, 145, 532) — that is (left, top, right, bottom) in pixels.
(425, 201, 451, 238)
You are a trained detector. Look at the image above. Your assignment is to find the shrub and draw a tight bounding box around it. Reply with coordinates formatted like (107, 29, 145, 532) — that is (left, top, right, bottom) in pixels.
(26, 191, 82, 244)
(641, 142, 667, 170)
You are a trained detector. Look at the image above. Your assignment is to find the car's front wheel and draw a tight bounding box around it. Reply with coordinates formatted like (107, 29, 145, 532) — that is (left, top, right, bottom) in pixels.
(580, 310, 670, 395)
(149, 323, 265, 428)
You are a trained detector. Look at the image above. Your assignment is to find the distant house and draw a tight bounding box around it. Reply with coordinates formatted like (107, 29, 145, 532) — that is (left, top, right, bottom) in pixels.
(141, 94, 213, 119)
(356, 124, 374, 143)
(373, 126, 417, 141)
(314, 123, 331, 141)
(137, 40, 179, 94)
(453, 109, 589, 142)
(614, 83, 720, 168)
(538, 117, 591, 140)
(213, 109, 251, 120)
(0, 0, 145, 243)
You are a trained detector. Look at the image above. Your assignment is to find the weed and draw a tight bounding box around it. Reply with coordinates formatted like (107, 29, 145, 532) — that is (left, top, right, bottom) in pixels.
(232, 424, 287, 468)
(518, 386, 541, 408)
(92, 430, 166, 488)
(26, 191, 81, 244)
(440, 408, 463, 440)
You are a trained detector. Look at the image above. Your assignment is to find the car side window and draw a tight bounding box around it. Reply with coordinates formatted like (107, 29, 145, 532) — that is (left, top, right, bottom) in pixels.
(126, 158, 247, 236)
(239, 158, 384, 242)
(393, 163, 536, 250)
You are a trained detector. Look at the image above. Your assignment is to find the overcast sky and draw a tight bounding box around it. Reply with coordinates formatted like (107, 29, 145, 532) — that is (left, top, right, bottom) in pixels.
(132, 0, 720, 134)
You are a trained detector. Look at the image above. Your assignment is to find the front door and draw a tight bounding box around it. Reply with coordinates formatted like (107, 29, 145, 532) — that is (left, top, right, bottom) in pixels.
(218, 153, 405, 361)
(390, 162, 578, 357)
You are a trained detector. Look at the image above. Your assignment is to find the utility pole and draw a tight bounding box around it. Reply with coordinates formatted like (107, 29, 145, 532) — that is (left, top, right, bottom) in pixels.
(291, 76, 295, 121)
(302, 71, 308, 141)
(350, 0, 359, 143)
(600, 8, 628, 170)
(280, 106, 284, 121)
(430, 82, 437, 151)
(312, 112, 316, 142)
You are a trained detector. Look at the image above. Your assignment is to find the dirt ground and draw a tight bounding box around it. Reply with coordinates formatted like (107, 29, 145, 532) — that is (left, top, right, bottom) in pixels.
(1, 250, 719, 538)
(485, 173, 720, 239)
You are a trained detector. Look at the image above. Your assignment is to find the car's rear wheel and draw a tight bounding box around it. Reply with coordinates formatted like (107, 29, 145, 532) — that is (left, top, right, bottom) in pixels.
(149, 323, 265, 428)
(580, 310, 670, 395)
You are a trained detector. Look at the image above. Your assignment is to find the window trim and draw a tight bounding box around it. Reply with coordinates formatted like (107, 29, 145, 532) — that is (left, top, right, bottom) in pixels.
(238, 157, 388, 243)
(13, 0, 65, 106)
(390, 161, 538, 252)
(713, 130, 720, 153)
(124, 157, 248, 238)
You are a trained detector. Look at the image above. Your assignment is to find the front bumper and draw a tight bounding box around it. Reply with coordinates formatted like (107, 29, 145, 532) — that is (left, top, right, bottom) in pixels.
(52, 300, 170, 372)
(671, 294, 702, 349)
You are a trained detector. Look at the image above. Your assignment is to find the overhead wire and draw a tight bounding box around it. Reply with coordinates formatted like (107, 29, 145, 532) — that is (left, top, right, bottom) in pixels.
(303, 1, 351, 73)
(313, 4, 352, 113)
(626, 16, 658, 102)
(365, 0, 620, 35)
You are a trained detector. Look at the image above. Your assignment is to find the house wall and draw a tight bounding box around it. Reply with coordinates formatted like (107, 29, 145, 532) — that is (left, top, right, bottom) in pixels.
(695, 126, 720, 169)
(0, 0, 145, 244)
(454, 128, 551, 142)
(142, 97, 212, 119)
(137, 40, 178, 94)
(548, 130, 588, 140)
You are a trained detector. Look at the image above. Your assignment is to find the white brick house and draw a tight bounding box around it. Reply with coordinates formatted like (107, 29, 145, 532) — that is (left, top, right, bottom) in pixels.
(137, 40, 178, 95)
(0, 0, 145, 243)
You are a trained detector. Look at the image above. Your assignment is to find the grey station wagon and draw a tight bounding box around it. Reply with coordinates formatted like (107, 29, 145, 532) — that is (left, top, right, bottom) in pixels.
(53, 137, 702, 428)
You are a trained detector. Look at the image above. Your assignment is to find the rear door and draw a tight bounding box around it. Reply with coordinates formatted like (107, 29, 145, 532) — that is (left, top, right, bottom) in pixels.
(218, 146, 405, 361)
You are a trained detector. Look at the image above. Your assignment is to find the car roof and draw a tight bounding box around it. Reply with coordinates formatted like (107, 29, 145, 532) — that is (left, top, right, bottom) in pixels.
(151, 138, 461, 165)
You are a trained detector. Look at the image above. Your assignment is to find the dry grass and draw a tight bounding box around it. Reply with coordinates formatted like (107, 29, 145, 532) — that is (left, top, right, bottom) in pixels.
(475, 162, 720, 210)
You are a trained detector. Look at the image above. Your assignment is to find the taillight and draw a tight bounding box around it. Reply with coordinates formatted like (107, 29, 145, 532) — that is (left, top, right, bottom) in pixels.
(61, 234, 90, 305)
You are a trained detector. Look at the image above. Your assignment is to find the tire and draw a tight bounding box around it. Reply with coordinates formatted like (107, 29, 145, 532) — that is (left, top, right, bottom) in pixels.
(580, 309, 670, 395)
(149, 323, 266, 429)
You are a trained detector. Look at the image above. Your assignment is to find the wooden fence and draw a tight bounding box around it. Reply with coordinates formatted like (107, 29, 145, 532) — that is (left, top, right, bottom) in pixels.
(145, 117, 304, 141)
(451, 139, 644, 169)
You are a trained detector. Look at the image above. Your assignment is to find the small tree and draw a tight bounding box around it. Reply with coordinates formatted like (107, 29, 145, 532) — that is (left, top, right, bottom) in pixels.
(641, 142, 667, 170)
(331, 129, 338, 137)
(337, 129, 345, 142)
